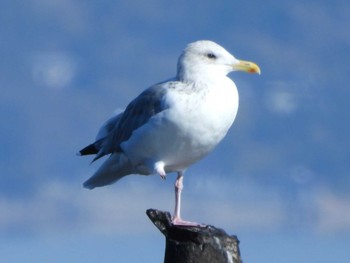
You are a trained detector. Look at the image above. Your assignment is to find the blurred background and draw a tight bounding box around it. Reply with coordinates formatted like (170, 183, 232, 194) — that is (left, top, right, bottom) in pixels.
(1, 0, 349, 262)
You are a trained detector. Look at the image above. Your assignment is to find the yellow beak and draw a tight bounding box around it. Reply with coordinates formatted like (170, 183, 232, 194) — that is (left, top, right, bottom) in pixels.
(233, 60, 261, 75)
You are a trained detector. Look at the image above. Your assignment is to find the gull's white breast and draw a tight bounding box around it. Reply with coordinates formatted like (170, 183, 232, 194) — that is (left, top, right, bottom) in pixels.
(121, 77, 239, 173)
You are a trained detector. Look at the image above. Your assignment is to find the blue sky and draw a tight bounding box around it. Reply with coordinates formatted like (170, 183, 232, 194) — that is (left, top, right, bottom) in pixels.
(1, 0, 350, 262)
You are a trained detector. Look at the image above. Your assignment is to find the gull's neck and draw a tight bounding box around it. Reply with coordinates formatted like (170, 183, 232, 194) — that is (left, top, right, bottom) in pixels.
(177, 66, 228, 84)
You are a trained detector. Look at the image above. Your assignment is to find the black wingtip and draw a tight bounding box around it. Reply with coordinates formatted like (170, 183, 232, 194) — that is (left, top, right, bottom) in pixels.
(79, 143, 99, 156)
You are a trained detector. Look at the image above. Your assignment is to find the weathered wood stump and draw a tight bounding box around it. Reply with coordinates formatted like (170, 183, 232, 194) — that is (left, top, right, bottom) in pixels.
(146, 209, 242, 263)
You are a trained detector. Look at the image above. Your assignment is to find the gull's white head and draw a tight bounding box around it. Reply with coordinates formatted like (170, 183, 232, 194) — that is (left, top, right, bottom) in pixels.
(177, 40, 260, 82)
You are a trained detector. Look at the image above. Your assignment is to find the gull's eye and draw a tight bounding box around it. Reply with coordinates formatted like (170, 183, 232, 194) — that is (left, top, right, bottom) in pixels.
(207, 53, 217, 59)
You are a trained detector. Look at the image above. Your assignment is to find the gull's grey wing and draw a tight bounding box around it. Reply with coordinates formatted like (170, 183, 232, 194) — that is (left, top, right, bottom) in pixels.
(111, 84, 169, 152)
(83, 83, 170, 161)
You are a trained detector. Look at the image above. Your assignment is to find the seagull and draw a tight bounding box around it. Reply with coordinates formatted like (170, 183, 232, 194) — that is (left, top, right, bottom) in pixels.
(78, 40, 260, 226)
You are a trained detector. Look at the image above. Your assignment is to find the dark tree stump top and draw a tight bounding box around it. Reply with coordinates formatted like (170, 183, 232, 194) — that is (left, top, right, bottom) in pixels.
(146, 209, 242, 263)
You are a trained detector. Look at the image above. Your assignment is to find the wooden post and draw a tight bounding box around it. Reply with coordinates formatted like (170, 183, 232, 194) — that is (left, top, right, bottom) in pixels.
(146, 209, 242, 263)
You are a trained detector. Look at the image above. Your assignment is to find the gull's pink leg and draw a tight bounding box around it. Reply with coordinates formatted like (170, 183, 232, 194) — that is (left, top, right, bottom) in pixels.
(173, 172, 183, 221)
(171, 172, 204, 226)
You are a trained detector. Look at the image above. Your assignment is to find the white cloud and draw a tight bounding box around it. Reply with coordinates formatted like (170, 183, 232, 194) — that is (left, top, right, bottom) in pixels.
(31, 51, 78, 90)
(1, 173, 349, 239)
(0, 178, 173, 237)
(295, 184, 350, 234)
(289, 164, 314, 185)
(264, 87, 298, 114)
(1, 176, 288, 236)
(313, 188, 350, 234)
(186, 176, 287, 231)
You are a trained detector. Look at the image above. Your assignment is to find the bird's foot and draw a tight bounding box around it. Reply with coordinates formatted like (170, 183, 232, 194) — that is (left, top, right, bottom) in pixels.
(171, 216, 206, 227)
